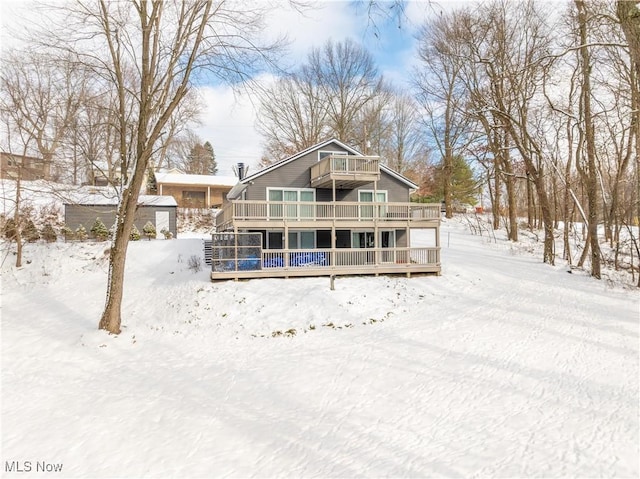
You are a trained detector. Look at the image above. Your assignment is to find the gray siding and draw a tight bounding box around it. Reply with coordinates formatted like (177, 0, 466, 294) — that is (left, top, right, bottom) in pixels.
(245, 143, 350, 201)
(244, 142, 412, 202)
(64, 204, 177, 238)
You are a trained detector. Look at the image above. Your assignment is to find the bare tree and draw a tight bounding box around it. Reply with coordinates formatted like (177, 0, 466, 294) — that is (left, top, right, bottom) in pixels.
(415, 11, 476, 218)
(574, 0, 602, 278)
(256, 70, 330, 161)
(379, 92, 426, 174)
(24, 0, 287, 334)
(307, 38, 385, 146)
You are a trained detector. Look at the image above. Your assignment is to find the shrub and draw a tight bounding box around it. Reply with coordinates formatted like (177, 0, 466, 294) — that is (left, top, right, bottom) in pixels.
(3, 218, 17, 240)
(23, 219, 40, 242)
(188, 254, 202, 272)
(160, 227, 173, 239)
(130, 224, 141, 241)
(41, 223, 57, 242)
(142, 221, 157, 240)
(90, 218, 109, 241)
(75, 224, 88, 241)
(60, 225, 74, 241)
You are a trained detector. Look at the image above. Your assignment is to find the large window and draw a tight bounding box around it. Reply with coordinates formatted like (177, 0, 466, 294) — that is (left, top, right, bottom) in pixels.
(358, 190, 387, 218)
(268, 188, 315, 219)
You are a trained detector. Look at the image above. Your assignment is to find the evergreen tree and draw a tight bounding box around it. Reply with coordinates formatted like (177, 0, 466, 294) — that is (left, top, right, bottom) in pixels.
(147, 167, 157, 194)
(90, 218, 109, 241)
(41, 223, 57, 242)
(185, 141, 217, 175)
(75, 224, 88, 241)
(142, 221, 157, 240)
(204, 141, 217, 175)
(23, 219, 40, 242)
(3, 218, 17, 240)
(60, 225, 74, 242)
(130, 224, 141, 241)
(428, 155, 480, 207)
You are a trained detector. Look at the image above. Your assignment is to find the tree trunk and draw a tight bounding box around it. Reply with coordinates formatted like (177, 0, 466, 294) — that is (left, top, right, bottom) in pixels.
(98, 187, 140, 334)
(13, 172, 23, 268)
(576, 0, 601, 278)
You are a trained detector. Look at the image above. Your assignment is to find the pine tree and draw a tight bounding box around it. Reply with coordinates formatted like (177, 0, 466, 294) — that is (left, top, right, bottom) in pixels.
(142, 221, 157, 240)
(204, 141, 217, 175)
(90, 218, 109, 241)
(147, 167, 157, 194)
(75, 224, 88, 241)
(23, 219, 40, 242)
(60, 225, 74, 242)
(130, 224, 141, 241)
(41, 223, 57, 242)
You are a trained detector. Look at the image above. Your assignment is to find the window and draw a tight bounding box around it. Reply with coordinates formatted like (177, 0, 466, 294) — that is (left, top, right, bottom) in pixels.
(183, 190, 206, 208)
(358, 190, 387, 218)
(267, 188, 315, 219)
(288, 231, 315, 249)
(352, 231, 374, 248)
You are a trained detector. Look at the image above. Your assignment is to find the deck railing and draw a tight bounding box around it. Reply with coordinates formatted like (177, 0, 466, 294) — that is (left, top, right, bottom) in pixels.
(216, 201, 440, 229)
(310, 154, 380, 182)
(211, 246, 440, 273)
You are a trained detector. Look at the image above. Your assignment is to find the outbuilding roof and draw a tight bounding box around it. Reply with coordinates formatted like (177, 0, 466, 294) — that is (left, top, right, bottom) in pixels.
(155, 173, 238, 187)
(64, 192, 177, 207)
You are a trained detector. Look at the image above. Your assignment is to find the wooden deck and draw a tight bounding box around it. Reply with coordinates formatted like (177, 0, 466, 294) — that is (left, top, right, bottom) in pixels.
(210, 246, 441, 280)
(215, 201, 441, 231)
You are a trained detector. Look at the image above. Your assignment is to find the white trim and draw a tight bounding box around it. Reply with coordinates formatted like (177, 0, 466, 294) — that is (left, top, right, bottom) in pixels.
(318, 149, 347, 162)
(358, 190, 388, 202)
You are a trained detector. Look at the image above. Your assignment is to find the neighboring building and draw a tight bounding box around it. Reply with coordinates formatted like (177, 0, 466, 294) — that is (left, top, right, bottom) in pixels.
(64, 192, 178, 238)
(0, 152, 51, 181)
(211, 139, 441, 280)
(154, 172, 237, 208)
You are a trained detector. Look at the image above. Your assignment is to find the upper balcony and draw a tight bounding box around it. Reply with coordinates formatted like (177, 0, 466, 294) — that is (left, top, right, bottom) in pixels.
(310, 154, 380, 189)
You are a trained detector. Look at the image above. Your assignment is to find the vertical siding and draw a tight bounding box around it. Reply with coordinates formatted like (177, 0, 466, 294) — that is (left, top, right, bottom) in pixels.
(245, 144, 411, 203)
(64, 204, 177, 238)
(245, 143, 349, 201)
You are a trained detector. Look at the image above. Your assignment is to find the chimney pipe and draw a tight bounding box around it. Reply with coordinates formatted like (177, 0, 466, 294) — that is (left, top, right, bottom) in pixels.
(235, 162, 247, 180)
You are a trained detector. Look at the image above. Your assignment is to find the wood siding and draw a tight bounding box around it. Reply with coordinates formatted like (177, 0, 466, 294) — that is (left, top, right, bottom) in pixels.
(64, 204, 177, 238)
(158, 184, 231, 208)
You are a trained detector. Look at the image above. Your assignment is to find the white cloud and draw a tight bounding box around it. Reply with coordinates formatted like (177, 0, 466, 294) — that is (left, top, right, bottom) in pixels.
(195, 2, 361, 176)
(194, 83, 267, 177)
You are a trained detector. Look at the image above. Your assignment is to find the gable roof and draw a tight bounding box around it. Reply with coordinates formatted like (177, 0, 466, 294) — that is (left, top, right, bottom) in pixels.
(239, 138, 418, 190)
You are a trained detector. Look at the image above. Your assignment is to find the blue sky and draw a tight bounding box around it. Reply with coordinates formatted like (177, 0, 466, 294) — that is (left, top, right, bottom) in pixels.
(201, 0, 439, 176)
(0, 0, 445, 176)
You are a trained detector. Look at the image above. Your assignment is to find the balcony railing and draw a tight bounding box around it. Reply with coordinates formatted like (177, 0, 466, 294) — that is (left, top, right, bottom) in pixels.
(310, 154, 380, 188)
(216, 201, 441, 230)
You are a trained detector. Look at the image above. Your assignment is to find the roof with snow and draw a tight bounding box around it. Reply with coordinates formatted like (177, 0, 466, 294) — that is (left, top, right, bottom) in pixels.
(155, 173, 238, 187)
(64, 191, 177, 207)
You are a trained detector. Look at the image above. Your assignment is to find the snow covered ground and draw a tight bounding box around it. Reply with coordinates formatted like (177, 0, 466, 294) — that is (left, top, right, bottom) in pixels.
(1, 219, 638, 478)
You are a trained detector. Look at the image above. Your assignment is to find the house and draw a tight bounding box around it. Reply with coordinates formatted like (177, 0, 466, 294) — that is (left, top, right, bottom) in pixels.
(154, 172, 238, 208)
(0, 152, 51, 181)
(211, 139, 441, 280)
(64, 190, 178, 238)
